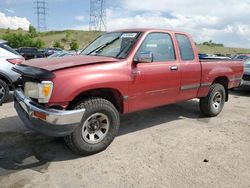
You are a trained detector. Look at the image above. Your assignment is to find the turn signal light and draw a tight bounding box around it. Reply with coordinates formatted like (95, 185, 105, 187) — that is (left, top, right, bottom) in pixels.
(7, 58, 24, 65)
(42, 84, 52, 97)
(33, 111, 47, 120)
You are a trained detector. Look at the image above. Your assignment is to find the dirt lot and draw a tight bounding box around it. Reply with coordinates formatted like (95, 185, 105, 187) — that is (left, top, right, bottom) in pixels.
(0, 90, 249, 188)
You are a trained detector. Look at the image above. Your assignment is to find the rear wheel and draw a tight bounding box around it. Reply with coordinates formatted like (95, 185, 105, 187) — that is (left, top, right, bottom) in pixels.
(64, 98, 120, 155)
(0, 79, 9, 105)
(199, 83, 226, 117)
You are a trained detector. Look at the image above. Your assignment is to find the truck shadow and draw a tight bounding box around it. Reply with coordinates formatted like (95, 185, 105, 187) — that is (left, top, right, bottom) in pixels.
(0, 100, 202, 175)
(119, 100, 201, 135)
(229, 88, 250, 97)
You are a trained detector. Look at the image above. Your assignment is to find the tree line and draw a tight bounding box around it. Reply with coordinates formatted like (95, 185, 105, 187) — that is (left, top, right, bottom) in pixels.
(200, 40, 224, 47)
(2, 25, 79, 50)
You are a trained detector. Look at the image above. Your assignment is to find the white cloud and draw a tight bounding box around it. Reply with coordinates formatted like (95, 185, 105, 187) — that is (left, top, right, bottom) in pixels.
(0, 11, 30, 30)
(103, 0, 250, 48)
(75, 15, 85, 21)
(238, 24, 250, 40)
(69, 24, 89, 31)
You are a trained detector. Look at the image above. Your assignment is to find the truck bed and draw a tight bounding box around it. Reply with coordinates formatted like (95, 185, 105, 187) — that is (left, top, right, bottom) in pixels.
(200, 59, 243, 89)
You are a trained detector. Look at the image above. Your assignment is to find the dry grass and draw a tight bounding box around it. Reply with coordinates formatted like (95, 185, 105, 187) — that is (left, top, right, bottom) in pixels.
(197, 44, 250, 55)
(38, 30, 102, 49)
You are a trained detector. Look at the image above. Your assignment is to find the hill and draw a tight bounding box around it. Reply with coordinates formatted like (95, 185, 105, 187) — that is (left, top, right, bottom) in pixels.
(196, 44, 250, 55)
(38, 30, 102, 49)
(0, 28, 102, 50)
(1, 28, 250, 55)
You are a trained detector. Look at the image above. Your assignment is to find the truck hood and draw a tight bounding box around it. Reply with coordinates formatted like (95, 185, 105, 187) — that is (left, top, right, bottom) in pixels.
(23, 55, 118, 71)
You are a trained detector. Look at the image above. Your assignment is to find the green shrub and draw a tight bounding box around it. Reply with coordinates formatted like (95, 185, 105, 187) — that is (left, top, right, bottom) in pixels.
(53, 41, 64, 49)
(28, 25, 38, 38)
(2, 33, 44, 48)
(70, 40, 79, 50)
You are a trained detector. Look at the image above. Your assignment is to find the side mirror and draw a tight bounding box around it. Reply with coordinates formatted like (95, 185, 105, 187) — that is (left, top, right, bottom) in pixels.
(134, 51, 153, 63)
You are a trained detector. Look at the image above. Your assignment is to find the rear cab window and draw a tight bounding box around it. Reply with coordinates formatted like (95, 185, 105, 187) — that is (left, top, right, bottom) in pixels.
(175, 34, 194, 61)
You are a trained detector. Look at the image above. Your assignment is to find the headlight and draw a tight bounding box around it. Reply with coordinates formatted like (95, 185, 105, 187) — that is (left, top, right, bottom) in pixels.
(24, 81, 53, 103)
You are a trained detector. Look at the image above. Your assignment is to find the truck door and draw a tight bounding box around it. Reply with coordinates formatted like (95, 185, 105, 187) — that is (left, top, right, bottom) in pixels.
(175, 34, 202, 101)
(129, 32, 181, 112)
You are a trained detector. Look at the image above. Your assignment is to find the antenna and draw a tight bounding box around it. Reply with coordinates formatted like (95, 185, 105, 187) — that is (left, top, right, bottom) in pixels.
(89, 0, 107, 31)
(34, 0, 48, 32)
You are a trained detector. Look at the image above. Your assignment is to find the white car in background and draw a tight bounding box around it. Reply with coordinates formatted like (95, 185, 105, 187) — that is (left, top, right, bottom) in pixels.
(0, 40, 24, 104)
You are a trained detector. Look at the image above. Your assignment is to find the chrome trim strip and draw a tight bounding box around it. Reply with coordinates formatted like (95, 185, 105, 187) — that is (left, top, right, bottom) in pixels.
(123, 96, 129, 101)
(15, 89, 85, 125)
(146, 89, 169, 94)
(181, 84, 200, 91)
(181, 82, 212, 91)
(229, 77, 242, 82)
(200, 82, 211, 87)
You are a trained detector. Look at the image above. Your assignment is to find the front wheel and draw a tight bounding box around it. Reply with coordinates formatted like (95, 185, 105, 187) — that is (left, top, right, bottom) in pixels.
(64, 98, 120, 155)
(199, 83, 226, 117)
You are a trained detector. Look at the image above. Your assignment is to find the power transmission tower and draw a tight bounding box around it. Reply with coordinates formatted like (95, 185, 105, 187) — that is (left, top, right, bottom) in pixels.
(89, 0, 107, 31)
(34, 0, 48, 32)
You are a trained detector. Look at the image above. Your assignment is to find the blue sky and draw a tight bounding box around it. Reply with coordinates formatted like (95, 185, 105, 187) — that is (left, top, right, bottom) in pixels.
(1, 0, 94, 30)
(1, 0, 250, 48)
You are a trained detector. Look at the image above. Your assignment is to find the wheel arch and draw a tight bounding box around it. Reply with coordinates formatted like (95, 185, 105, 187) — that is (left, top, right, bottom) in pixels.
(67, 88, 124, 113)
(0, 73, 12, 85)
(212, 76, 229, 101)
(0, 73, 13, 90)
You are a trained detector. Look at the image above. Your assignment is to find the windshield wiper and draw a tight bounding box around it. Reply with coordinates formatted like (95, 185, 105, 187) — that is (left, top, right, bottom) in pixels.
(116, 40, 135, 59)
(87, 36, 120, 55)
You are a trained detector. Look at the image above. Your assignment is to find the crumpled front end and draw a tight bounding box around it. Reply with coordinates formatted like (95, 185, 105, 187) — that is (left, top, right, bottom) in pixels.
(14, 88, 85, 137)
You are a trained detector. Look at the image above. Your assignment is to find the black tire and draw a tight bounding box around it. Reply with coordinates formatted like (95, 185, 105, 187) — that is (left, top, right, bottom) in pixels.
(199, 83, 226, 117)
(64, 97, 120, 155)
(0, 79, 9, 105)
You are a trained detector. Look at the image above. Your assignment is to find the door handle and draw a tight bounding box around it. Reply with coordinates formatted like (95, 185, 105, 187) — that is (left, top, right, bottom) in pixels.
(170, 65, 178, 71)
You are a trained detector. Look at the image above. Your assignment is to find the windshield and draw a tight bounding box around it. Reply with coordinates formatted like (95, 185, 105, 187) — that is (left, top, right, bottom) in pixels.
(81, 32, 140, 59)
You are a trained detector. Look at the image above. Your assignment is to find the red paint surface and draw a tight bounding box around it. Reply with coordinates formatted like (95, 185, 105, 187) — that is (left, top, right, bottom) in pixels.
(25, 29, 244, 114)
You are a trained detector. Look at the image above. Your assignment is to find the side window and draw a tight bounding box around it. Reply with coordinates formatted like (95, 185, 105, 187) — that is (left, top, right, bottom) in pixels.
(136, 33, 176, 62)
(176, 34, 194, 61)
(237, 55, 248, 60)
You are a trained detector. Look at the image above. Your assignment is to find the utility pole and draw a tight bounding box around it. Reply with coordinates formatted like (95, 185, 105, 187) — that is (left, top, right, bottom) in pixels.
(34, 0, 48, 32)
(89, 0, 107, 31)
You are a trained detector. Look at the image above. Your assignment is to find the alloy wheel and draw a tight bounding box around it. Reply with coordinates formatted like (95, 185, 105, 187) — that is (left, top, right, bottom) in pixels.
(81, 113, 110, 144)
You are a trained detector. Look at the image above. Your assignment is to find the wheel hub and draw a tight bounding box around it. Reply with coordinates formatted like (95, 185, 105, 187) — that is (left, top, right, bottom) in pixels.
(81, 113, 110, 144)
(87, 119, 101, 133)
(212, 92, 222, 109)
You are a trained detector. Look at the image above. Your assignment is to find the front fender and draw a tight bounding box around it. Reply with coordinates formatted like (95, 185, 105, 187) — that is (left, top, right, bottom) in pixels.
(49, 63, 130, 104)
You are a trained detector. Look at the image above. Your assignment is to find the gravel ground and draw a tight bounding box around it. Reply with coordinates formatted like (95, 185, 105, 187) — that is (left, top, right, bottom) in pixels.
(0, 90, 249, 188)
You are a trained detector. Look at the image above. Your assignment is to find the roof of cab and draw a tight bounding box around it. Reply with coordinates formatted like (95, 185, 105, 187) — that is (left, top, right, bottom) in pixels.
(111, 28, 189, 35)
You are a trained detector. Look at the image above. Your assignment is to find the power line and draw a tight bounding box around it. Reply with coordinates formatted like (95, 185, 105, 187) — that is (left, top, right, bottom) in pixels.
(34, 0, 48, 32)
(89, 0, 107, 31)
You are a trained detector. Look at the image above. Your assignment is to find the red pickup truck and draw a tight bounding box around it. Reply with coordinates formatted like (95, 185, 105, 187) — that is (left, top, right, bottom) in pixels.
(13, 29, 243, 155)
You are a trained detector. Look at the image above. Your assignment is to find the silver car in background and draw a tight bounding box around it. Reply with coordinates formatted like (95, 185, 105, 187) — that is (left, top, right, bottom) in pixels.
(0, 40, 24, 104)
(240, 58, 250, 88)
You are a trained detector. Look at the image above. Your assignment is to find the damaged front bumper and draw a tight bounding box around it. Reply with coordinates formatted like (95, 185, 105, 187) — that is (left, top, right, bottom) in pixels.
(14, 88, 85, 137)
